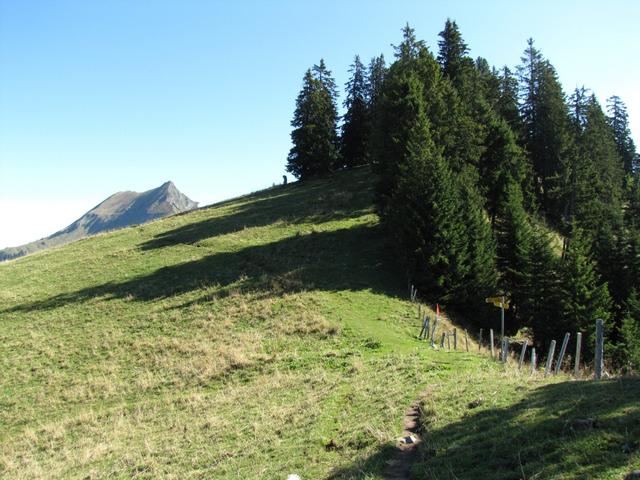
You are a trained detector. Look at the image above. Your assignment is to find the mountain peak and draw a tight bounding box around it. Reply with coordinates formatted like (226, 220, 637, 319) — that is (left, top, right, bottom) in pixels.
(0, 182, 199, 261)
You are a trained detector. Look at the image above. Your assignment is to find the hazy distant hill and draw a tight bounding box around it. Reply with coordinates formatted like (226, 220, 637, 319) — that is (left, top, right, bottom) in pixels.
(0, 181, 198, 261)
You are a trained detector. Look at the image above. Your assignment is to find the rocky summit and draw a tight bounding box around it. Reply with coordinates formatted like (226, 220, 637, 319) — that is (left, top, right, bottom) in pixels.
(0, 182, 198, 261)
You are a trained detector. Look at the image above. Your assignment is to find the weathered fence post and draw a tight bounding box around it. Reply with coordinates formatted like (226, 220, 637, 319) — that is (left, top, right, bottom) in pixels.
(501, 337, 510, 362)
(518, 340, 528, 370)
(544, 340, 557, 376)
(489, 329, 495, 359)
(464, 329, 469, 352)
(419, 316, 430, 340)
(555, 333, 570, 375)
(478, 329, 483, 352)
(430, 318, 439, 347)
(440, 332, 446, 348)
(595, 319, 604, 380)
(574, 332, 582, 377)
(531, 347, 537, 373)
(453, 328, 458, 350)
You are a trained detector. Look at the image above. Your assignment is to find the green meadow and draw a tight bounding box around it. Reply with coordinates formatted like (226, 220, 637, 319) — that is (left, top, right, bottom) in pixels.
(1, 167, 637, 479)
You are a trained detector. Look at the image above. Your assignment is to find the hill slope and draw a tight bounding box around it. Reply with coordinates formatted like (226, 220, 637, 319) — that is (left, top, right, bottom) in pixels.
(0, 167, 637, 479)
(0, 181, 198, 261)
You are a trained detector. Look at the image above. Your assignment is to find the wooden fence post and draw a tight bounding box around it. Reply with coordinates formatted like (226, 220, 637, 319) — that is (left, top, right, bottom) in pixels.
(501, 338, 510, 362)
(489, 329, 495, 359)
(464, 329, 469, 352)
(555, 333, 570, 375)
(453, 328, 458, 350)
(574, 332, 582, 377)
(430, 318, 439, 348)
(518, 340, 528, 370)
(440, 332, 446, 348)
(419, 316, 429, 340)
(544, 340, 556, 376)
(531, 347, 537, 374)
(595, 319, 604, 380)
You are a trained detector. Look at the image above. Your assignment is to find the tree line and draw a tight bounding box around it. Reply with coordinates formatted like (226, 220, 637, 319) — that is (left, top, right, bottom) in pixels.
(285, 20, 640, 369)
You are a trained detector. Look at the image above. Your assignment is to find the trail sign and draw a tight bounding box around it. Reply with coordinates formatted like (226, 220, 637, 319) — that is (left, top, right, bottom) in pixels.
(486, 295, 509, 341)
(485, 296, 509, 309)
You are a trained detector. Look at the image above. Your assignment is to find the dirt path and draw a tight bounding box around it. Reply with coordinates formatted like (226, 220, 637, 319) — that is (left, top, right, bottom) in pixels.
(383, 399, 424, 480)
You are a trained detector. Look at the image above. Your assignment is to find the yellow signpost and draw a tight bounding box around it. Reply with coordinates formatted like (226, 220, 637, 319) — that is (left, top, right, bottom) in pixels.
(486, 296, 509, 341)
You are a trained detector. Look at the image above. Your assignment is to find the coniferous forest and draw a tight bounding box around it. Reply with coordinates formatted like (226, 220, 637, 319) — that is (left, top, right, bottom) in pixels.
(286, 21, 640, 368)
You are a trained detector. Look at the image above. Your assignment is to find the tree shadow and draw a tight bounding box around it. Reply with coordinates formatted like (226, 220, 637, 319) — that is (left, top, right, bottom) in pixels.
(139, 169, 374, 251)
(4, 224, 404, 314)
(327, 377, 640, 479)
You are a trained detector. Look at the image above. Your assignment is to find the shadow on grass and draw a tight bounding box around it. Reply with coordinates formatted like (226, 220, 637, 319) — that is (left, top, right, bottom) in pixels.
(4, 224, 404, 313)
(327, 377, 640, 479)
(139, 167, 375, 251)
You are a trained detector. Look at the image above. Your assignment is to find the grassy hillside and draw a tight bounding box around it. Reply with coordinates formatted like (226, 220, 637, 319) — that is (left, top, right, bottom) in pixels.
(1, 167, 638, 479)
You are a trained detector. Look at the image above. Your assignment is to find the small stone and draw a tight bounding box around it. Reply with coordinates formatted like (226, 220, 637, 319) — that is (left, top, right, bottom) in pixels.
(398, 435, 418, 444)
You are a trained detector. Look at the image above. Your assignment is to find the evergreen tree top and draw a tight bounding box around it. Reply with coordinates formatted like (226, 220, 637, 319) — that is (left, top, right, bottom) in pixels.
(393, 23, 427, 61)
(437, 18, 470, 78)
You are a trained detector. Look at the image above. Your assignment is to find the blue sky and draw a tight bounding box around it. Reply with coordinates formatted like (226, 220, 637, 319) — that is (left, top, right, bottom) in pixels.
(1, 0, 639, 248)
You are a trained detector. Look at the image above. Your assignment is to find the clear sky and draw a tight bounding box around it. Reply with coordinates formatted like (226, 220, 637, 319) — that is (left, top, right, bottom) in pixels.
(1, 0, 639, 249)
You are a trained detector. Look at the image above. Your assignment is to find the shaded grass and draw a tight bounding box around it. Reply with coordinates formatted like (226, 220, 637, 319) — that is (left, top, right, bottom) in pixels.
(412, 371, 640, 479)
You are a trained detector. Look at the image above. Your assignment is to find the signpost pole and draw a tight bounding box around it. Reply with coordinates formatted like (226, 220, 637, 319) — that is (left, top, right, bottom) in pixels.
(500, 296, 505, 342)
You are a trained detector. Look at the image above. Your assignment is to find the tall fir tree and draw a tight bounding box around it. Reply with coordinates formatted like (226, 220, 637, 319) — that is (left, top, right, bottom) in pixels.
(496, 66, 523, 136)
(621, 290, 640, 369)
(286, 61, 340, 179)
(458, 165, 498, 307)
(437, 18, 473, 92)
(431, 21, 485, 176)
(340, 55, 370, 169)
(518, 39, 572, 222)
(521, 225, 561, 344)
(372, 24, 442, 209)
(481, 116, 532, 223)
(366, 54, 387, 108)
(568, 95, 626, 307)
(386, 101, 470, 305)
(495, 179, 533, 329)
(607, 95, 637, 175)
(557, 225, 612, 354)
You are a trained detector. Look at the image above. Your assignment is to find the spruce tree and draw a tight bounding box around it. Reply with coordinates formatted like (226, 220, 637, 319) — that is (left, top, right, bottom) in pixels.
(340, 55, 370, 169)
(607, 95, 637, 175)
(434, 20, 485, 173)
(437, 18, 473, 92)
(521, 225, 561, 343)
(495, 180, 533, 328)
(557, 226, 612, 350)
(481, 115, 532, 223)
(366, 55, 387, 109)
(566, 95, 626, 305)
(372, 24, 441, 209)
(286, 61, 340, 179)
(496, 66, 522, 136)
(621, 290, 640, 369)
(458, 165, 498, 307)
(386, 101, 469, 304)
(518, 39, 572, 222)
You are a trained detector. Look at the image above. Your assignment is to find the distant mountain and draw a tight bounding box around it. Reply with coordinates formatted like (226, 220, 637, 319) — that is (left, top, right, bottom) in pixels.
(0, 181, 198, 262)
